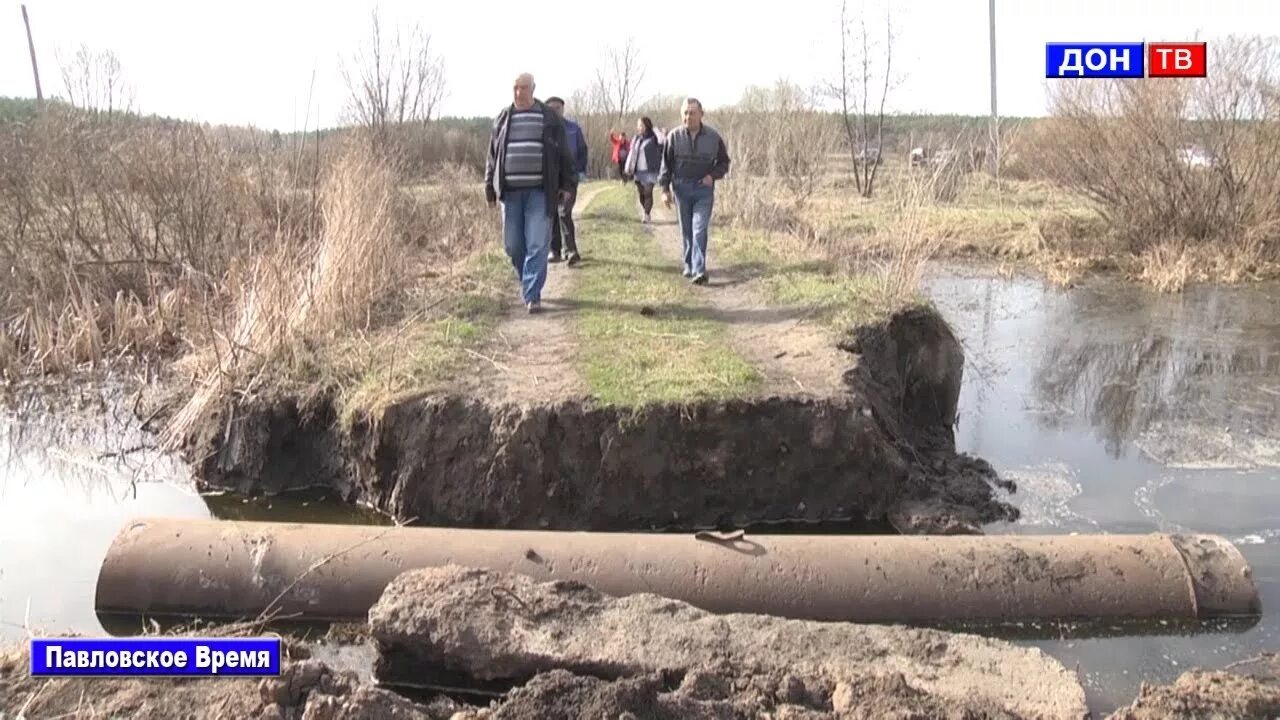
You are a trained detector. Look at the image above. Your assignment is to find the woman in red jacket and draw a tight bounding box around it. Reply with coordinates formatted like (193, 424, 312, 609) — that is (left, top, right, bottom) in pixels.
(609, 130, 630, 183)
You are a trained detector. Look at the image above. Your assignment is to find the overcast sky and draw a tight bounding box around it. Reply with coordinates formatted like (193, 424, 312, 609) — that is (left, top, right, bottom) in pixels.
(1, 0, 1273, 131)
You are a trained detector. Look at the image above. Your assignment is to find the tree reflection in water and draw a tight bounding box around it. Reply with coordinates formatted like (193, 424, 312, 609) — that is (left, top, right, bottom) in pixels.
(1031, 281, 1280, 461)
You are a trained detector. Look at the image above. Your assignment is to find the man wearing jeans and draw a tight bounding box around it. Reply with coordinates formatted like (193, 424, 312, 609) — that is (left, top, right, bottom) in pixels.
(659, 98, 731, 285)
(485, 73, 577, 313)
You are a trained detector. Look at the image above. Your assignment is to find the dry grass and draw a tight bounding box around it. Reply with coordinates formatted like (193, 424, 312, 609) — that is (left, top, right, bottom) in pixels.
(713, 37, 1280, 294)
(0, 108, 270, 377)
(1024, 36, 1280, 287)
(872, 158, 958, 304)
(1, 106, 507, 445)
(715, 156, 973, 328)
(161, 146, 403, 448)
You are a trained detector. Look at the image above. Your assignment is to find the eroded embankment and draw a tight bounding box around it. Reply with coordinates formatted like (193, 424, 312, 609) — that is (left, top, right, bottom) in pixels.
(177, 305, 1017, 533)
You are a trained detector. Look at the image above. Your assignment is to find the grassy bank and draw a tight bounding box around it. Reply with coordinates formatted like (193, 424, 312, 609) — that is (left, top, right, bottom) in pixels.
(720, 163, 1280, 293)
(153, 159, 510, 444)
(716, 227, 889, 331)
(572, 188, 761, 406)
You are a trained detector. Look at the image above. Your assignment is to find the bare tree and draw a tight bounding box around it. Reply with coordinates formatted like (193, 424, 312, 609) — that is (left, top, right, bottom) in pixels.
(728, 81, 837, 208)
(342, 8, 447, 152)
(595, 38, 645, 122)
(59, 44, 134, 114)
(832, 0, 895, 198)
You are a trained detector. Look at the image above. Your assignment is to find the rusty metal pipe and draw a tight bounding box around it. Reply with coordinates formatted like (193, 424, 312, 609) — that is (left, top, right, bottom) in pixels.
(95, 518, 1260, 625)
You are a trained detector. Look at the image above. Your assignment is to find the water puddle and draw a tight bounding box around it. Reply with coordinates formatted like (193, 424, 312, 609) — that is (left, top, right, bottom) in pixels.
(923, 264, 1280, 712)
(0, 382, 385, 646)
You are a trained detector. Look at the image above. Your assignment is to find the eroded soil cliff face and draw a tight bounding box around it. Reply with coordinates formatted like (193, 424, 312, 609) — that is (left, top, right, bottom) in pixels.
(179, 305, 1018, 533)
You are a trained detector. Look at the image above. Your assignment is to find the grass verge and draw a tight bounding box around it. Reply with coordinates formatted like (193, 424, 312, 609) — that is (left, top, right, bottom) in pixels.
(572, 187, 761, 406)
(716, 228, 888, 331)
(327, 247, 513, 423)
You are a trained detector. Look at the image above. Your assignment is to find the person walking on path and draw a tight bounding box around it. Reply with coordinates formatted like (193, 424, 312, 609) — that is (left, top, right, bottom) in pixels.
(609, 130, 631, 183)
(485, 72, 577, 313)
(546, 96, 588, 265)
(658, 98, 731, 285)
(624, 116, 662, 224)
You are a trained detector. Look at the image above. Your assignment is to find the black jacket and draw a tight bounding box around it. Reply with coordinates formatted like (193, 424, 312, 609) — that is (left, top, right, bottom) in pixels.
(484, 100, 578, 217)
(625, 132, 663, 176)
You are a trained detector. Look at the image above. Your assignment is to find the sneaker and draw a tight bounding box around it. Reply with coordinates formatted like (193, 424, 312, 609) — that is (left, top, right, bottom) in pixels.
(526, 301, 541, 314)
(643, 213, 651, 224)
(566, 252, 581, 267)
(548, 253, 563, 263)
(691, 273, 709, 285)
(682, 268, 693, 278)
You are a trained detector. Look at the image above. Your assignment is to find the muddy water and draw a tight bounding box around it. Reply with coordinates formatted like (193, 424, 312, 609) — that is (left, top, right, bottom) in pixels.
(4, 271, 1278, 715)
(0, 385, 387, 646)
(923, 265, 1280, 712)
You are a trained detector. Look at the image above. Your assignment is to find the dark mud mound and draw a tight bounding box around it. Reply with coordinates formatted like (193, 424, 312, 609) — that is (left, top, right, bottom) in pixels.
(180, 305, 1018, 533)
(184, 394, 347, 497)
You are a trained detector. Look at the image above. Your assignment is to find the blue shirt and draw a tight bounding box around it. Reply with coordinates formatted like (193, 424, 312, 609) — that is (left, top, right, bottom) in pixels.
(563, 118, 589, 175)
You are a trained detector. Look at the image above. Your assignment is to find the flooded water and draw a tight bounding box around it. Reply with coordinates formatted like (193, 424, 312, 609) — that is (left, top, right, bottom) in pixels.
(3, 268, 1278, 715)
(924, 264, 1280, 712)
(0, 384, 386, 646)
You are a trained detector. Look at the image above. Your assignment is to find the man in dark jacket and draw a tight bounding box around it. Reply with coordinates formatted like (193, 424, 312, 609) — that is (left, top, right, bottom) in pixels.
(485, 73, 577, 313)
(658, 97, 731, 285)
(545, 96, 588, 266)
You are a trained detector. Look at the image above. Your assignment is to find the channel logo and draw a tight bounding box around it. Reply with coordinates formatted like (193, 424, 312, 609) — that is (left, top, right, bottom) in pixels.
(1045, 42, 1207, 79)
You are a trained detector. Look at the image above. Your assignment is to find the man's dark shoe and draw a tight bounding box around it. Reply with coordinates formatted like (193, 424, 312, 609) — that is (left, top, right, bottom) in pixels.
(691, 273, 709, 285)
(526, 301, 541, 314)
(548, 253, 563, 263)
(566, 252, 581, 267)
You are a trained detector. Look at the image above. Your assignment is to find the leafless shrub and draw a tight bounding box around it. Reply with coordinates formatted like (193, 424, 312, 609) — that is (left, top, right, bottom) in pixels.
(58, 43, 135, 115)
(830, 0, 898, 198)
(0, 106, 280, 377)
(716, 177, 805, 236)
(720, 82, 840, 210)
(1037, 35, 1280, 268)
(873, 159, 951, 303)
(593, 38, 645, 123)
(341, 8, 447, 157)
(162, 142, 406, 447)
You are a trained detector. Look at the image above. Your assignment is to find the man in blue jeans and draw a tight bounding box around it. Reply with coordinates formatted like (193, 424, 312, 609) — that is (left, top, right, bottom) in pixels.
(484, 73, 577, 313)
(658, 97, 731, 285)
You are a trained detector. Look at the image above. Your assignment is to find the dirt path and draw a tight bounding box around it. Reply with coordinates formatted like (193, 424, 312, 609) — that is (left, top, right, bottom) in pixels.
(648, 203, 852, 398)
(466, 185, 610, 405)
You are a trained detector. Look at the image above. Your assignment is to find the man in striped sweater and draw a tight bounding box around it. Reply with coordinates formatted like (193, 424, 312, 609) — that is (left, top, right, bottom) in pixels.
(484, 72, 577, 313)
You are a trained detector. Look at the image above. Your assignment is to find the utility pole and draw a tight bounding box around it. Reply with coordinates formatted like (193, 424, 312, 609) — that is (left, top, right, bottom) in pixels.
(988, 0, 998, 176)
(22, 5, 44, 103)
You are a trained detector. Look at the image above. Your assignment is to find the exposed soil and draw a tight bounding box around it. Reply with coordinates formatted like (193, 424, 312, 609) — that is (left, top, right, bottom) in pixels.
(648, 205, 851, 399)
(369, 565, 1088, 718)
(178, 304, 1018, 533)
(1, 566, 1084, 718)
(1106, 661, 1280, 719)
(452, 185, 610, 406)
(0, 646, 461, 720)
(6, 566, 1275, 719)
